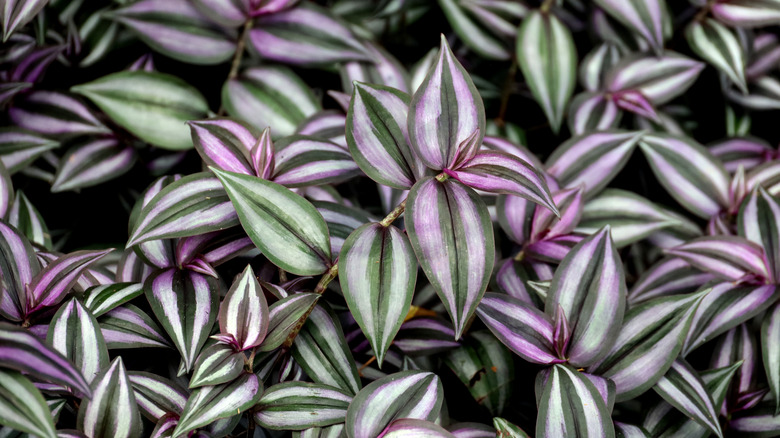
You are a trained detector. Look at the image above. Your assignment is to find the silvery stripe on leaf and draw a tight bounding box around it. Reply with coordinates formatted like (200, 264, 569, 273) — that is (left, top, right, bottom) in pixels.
(144, 268, 218, 372)
(739, 186, 780, 281)
(340, 42, 410, 94)
(249, 2, 371, 66)
(588, 290, 707, 401)
(217, 264, 268, 351)
(495, 258, 551, 306)
(0, 219, 39, 321)
(686, 18, 748, 94)
(729, 402, 780, 436)
(8, 91, 110, 136)
(639, 133, 730, 219)
(149, 415, 177, 438)
(496, 194, 536, 245)
(71, 71, 209, 150)
(1, 0, 48, 42)
(296, 110, 348, 148)
(8, 189, 51, 249)
(516, 10, 577, 134)
(189, 118, 258, 176)
(291, 304, 361, 395)
(345, 370, 443, 438)
(437, 0, 511, 60)
(0, 128, 59, 174)
(259, 292, 320, 352)
(222, 65, 321, 138)
(476, 293, 560, 364)
(612, 90, 658, 121)
(524, 234, 585, 264)
(0, 162, 11, 218)
(746, 160, 780, 196)
(271, 135, 360, 187)
(189, 343, 244, 388)
(83, 282, 143, 317)
(0, 369, 56, 438)
(127, 172, 238, 246)
(494, 417, 531, 438)
(594, 0, 668, 53)
(408, 35, 486, 170)
(406, 177, 494, 338)
(394, 317, 461, 356)
(134, 239, 175, 272)
(536, 364, 616, 438)
(546, 130, 644, 198)
(382, 419, 456, 437)
(172, 372, 261, 437)
(51, 138, 136, 192)
(446, 151, 557, 214)
(530, 187, 582, 243)
(712, 324, 757, 411)
(712, 0, 780, 29)
(26, 248, 112, 315)
(653, 359, 723, 437)
(255, 381, 352, 430)
(77, 357, 142, 438)
(111, 0, 235, 65)
(10, 45, 63, 83)
(346, 82, 422, 189)
(98, 304, 172, 349)
(762, 303, 780, 415)
(605, 52, 704, 106)
(481, 135, 544, 170)
(567, 92, 622, 135)
(667, 236, 769, 281)
(579, 42, 621, 92)
(725, 76, 780, 111)
(213, 168, 332, 276)
(47, 298, 109, 384)
(128, 371, 187, 422)
(339, 223, 416, 367)
(448, 422, 497, 438)
(746, 34, 780, 81)
(710, 137, 775, 173)
(314, 200, 375, 260)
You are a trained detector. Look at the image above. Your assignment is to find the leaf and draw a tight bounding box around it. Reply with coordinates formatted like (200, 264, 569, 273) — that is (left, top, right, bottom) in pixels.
(271, 136, 360, 188)
(639, 133, 730, 219)
(394, 317, 461, 356)
(406, 177, 494, 338)
(579, 42, 622, 92)
(77, 357, 142, 438)
(213, 168, 332, 276)
(628, 257, 714, 305)
(545, 226, 626, 367)
(189, 343, 244, 388)
(173, 372, 261, 437)
(0, 162, 9, 219)
(128, 371, 188, 424)
(653, 359, 722, 437)
(0, 369, 56, 438)
(711, 137, 774, 173)
(144, 268, 219, 372)
(686, 18, 748, 94)
(127, 172, 238, 246)
(83, 282, 144, 318)
(0, 219, 39, 321)
(383, 419, 456, 437)
(345, 371, 443, 438)
(339, 223, 416, 366)
(605, 52, 704, 106)
(1, 0, 48, 41)
(593, 0, 668, 54)
(8, 190, 51, 249)
(71, 71, 209, 150)
(217, 265, 268, 351)
(259, 292, 320, 352)
(739, 186, 780, 282)
(0, 128, 59, 174)
(47, 298, 109, 384)
(98, 303, 172, 350)
(567, 92, 621, 136)
(189, 118, 257, 176)
(346, 82, 422, 189)
(494, 418, 531, 437)
(476, 293, 560, 365)
(729, 402, 780, 437)
(588, 290, 707, 401)
(761, 302, 780, 415)
(314, 201, 374, 260)
(712, 0, 780, 28)
(254, 382, 352, 430)
(667, 236, 769, 282)
(8, 90, 110, 137)
(408, 35, 486, 170)
(546, 131, 644, 198)
(437, 0, 520, 61)
(516, 10, 577, 134)
(51, 138, 136, 192)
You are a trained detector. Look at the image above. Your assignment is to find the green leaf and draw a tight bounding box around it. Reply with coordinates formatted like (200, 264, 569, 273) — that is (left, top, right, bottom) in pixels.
(0, 369, 56, 438)
(77, 357, 142, 438)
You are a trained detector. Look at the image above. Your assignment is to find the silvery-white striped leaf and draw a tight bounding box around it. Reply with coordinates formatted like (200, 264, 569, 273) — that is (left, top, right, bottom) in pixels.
(291, 304, 361, 395)
(77, 7, 121, 69)
(0, 369, 56, 438)
(746, 160, 780, 195)
(189, 343, 244, 388)
(725, 76, 780, 110)
(653, 359, 722, 437)
(346, 82, 423, 190)
(344, 370, 443, 438)
(529, 187, 583, 245)
(83, 282, 143, 317)
(408, 35, 486, 170)
(216, 264, 268, 351)
(7, 189, 50, 249)
(579, 42, 621, 92)
(249, 2, 370, 66)
(47, 298, 109, 384)
(189, 118, 260, 177)
(98, 303, 172, 350)
(406, 177, 494, 339)
(394, 317, 461, 356)
(546, 131, 644, 198)
(567, 92, 622, 135)
(438, 0, 523, 60)
(222, 66, 321, 138)
(77, 357, 142, 438)
(9, 45, 63, 84)
(213, 168, 332, 276)
(577, 189, 684, 248)
(0, 82, 30, 107)
(1, 0, 47, 42)
(127, 172, 238, 246)
(710, 137, 775, 173)
(686, 18, 748, 94)
(536, 364, 615, 438)
(296, 110, 348, 148)
(516, 10, 576, 134)
(271, 135, 360, 188)
(145, 268, 219, 372)
(588, 290, 707, 401)
(443, 330, 514, 415)
(339, 223, 416, 366)
(128, 371, 187, 422)
(71, 71, 209, 150)
(190, 0, 247, 27)
(149, 414, 177, 437)
(476, 293, 561, 364)
(173, 372, 261, 438)
(667, 236, 769, 281)
(593, 0, 669, 54)
(739, 186, 780, 281)
(628, 257, 714, 305)
(255, 382, 352, 430)
(51, 138, 136, 192)
(526, 234, 582, 263)
(447, 422, 497, 438)
(8, 91, 110, 137)
(382, 419, 456, 437)
(761, 302, 780, 414)
(614, 422, 649, 438)
(259, 292, 320, 353)
(495, 258, 551, 305)
(729, 402, 780, 436)
(497, 194, 538, 246)
(314, 201, 374, 260)
(713, 0, 780, 29)
(0, 128, 59, 174)
(604, 52, 705, 106)
(639, 133, 730, 218)
(494, 418, 531, 437)
(711, 325, 758, 412)
(111, 0, 235, 65)
(0, 162, 11, 219)
(339, 41, 410, 94)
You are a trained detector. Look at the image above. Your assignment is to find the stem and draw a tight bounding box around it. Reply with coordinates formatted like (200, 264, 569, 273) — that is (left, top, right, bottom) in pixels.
(694, 0, 716, 22)
(379, 199, 407, 227)
(218, 18, 253, 116)
(278, 267, 288, 283)
(540, 0, 555, 13)
(495, 56, 518, 128)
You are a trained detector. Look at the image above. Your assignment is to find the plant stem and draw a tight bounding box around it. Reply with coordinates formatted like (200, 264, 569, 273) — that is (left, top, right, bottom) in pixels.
(693, 0, 716, 22)
(540, 0, 556, 13)
(495, 56, 518, 128)
(218, 18, 253, 116)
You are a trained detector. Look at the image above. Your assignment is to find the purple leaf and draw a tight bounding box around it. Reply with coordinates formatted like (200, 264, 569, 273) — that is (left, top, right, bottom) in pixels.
(271, 135, 360, 188)
(77, 357, 142, 438)
(653, 359, 723, 437)
(128, 371, 188, 422)
(568, 92, 622, 135)
(448, 422, 496, 438)
(47, 298, 109, 384)
(191, 0, 247, 27)
(605, 52, 705, 106)
(9, 91, 110, 137)
(189, 118, 257, 176)
(712, 324, 759, 413)
(712, 1, 780, 28)
(710, 137, 775, 173)
(496, 194, 537, 245)
(51, 138, 136, 192)
(0, 128, 59, 174)
(98, 304, 172, 350)
(394, 317, 461, 356)
(594, 0, 668, 54)
(189, 343, 244, 388)
(254, 381, 352, 430)
(524, 234, 584, 264)
(495, 258, 552, 305)
(217, 264, 269, 351)
(382, 419, 456, 437)
(667, 236, 769, 282)
(531, 187, 583, 243)
(258, 292, 320, 352)
(628, 257, 714, 305)
(1, 0, 48, 42)
(739, 186, 780, 282)
(0, 219, 39, 321)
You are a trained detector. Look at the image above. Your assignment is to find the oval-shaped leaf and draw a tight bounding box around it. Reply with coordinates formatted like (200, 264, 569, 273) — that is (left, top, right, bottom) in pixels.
(217, 264, 268, 351)
(47, 298, 109, 384)
(271, 135, 360, 188)
(605, 52, 704, 106)
(0, 220, 39, 321)
(77, 357, 142, 438)
(0, 369, 56, 438)
(0, 128, 59, 174)
(594, 0, 668, 54)
(653, 359, 722, 437)
(686, 18, 748, 94)
(255, 382, 352, 430)
(83, 282, 144, 318)
(189, 343, 244, 388)
(52, 138, 136, 193)
(128, 371, 188, 422)
(667, 236, 769, 282)
(259, 292, 320, 353)
(98, 303, 172, 350)
(8, 90, 110, 137)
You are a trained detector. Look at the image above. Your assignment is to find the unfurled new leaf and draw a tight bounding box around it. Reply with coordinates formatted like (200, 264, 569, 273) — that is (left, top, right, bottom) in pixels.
(217, 265, 269, 351)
